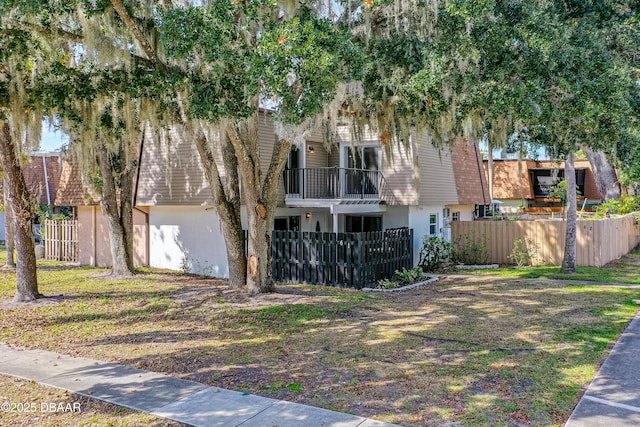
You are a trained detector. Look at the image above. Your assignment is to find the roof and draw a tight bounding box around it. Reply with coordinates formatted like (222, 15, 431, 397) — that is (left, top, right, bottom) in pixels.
(450, 139, 491, 205)
(0, 153, 63, 207)
(54, 159, 101, 206)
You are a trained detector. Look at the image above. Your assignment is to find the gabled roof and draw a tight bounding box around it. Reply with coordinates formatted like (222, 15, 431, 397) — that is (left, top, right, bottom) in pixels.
(450, 139, 491, 205)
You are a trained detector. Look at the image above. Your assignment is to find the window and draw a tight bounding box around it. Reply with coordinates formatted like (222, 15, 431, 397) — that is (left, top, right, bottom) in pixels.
(452, 212, 460, 222)
(345, 215, 382, 232)
(274, 216, 300, 231)
(429, 214, 438, 235)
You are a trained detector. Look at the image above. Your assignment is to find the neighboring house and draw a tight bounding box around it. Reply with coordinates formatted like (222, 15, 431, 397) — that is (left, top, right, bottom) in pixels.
(54, 159, 149, 267)
(0, 152, 63, 243)
(484, 159, 602, 214)
(133, 117, 489, 274)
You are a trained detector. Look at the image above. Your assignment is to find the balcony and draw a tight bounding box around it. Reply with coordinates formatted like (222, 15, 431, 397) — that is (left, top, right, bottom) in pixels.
(284, 167, 382, 203)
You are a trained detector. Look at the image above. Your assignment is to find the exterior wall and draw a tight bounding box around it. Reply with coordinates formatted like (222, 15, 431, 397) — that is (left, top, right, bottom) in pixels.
(486, 160, 534, 200)
(274, 207, 330, 233)
(149, 206, 228, 277)
(446, 204, 476, 221)
(408, 204, 447, 266)
(136, 126, 216, 206)
(335, 124, 419, 205)
(77, 206, 148, 268)
(383, 205, 409, 229)
(414, 131, 458, 206)
(380, 140, 419, 205)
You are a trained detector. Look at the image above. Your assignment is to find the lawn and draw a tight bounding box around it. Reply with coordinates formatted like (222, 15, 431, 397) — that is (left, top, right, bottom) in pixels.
(455, 250, 640, 284)
(0, 259, 639, 426)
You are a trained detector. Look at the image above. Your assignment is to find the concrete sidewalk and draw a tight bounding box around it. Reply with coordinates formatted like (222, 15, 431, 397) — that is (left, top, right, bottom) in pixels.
(565, 313, 640, 426)
(0, 343, 400, 427)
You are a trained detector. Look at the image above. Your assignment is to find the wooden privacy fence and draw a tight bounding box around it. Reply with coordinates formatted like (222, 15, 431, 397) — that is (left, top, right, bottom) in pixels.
(271, 228, 414, 289)
(44, 219, 79, 262)
(451, 213, 640, 267)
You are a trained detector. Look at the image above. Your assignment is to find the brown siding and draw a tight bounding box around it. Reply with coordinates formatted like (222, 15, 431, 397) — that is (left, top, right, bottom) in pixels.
(485, 160, 534, 200)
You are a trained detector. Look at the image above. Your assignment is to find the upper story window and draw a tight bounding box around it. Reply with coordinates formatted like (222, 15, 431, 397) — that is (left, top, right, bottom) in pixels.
(344, 146, 380, 171)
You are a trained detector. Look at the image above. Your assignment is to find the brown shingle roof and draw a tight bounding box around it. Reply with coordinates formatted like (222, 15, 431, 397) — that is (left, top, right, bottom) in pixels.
(450, 139, 491, 205)
(54, 159, 101, 206)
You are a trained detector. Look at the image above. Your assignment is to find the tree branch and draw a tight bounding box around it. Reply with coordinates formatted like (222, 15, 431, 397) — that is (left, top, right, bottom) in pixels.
(108, 0, 163, 68)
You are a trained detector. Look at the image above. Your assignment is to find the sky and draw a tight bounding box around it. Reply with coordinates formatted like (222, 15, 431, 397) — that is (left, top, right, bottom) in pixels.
(39, 120, 69, 152)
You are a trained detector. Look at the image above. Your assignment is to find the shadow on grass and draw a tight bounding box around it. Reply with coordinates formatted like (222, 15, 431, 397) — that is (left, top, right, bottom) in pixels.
(3, 271, 640, 426)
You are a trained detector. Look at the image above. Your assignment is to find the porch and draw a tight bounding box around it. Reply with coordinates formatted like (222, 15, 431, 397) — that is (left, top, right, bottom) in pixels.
(283, 167, 383, 203)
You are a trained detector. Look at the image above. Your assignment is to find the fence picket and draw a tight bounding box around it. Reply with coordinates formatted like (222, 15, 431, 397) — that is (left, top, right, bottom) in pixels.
(44, 219, 78, 263)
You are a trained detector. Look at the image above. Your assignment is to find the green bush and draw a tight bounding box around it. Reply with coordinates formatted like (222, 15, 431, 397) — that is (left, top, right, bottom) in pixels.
(377, 266, 425, 289)
(508, 238, 538, 267)
(453, 233, 488, 265)
(418, 236, 453, 272)
(594, 195, 640, 218)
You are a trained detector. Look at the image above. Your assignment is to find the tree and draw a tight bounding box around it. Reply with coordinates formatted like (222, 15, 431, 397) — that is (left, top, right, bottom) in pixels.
(358, 0, 638, 275)
(127, 1, 358, 292)
(0, 25, 44, 301)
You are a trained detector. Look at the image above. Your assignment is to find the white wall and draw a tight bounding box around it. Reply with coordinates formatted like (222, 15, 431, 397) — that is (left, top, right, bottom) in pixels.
(149, 206, 229, 277)
(408, 205, 446, 266)
(383, 206, 409, 229)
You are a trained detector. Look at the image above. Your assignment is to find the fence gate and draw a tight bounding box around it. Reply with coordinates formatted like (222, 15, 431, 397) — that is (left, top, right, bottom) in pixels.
(271, 228, 413, 289)
(44, 219, 79, 262)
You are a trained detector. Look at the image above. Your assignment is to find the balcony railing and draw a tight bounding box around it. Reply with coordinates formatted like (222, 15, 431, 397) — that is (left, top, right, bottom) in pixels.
(284, 167, 381, 200)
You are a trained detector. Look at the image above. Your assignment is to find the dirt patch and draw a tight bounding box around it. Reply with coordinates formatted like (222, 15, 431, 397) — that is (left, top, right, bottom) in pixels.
(0, 294, 68, 309)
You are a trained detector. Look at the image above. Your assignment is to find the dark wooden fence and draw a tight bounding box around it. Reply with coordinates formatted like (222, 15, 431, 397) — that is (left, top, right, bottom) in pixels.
(271, 228, 413, 289)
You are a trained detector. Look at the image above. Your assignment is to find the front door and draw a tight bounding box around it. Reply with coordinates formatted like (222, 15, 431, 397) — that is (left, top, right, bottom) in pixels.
(283, 146, 301, 196)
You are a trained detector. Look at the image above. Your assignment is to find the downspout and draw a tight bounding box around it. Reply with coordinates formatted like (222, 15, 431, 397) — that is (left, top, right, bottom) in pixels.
(132, 125, 150, 267)
(42, 155, 51, 207)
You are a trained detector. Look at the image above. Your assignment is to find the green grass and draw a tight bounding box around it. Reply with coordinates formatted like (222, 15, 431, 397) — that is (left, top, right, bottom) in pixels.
(457, 251, 640, 284)
(1, 254, 640, 426)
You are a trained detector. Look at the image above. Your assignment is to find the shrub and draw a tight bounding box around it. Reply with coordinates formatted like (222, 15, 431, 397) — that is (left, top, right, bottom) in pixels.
(418, 236, 453, 272)
(594, 195, 640, 218)
(453, 233, 488, 265)
(508, 238, 538, 267)
(395, 266, 424, 284)
(376, 266, 425, 289)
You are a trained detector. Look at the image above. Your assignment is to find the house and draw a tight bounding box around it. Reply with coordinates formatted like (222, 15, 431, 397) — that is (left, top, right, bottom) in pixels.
(483, 159, 602, 215)
(59, 114, 489, 279)
(133, 117, 489, 274)
(0, 151, 63, 243)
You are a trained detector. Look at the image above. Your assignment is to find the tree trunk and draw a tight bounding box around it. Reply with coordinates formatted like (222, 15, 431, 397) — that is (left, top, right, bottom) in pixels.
(190, 125, 246, 288)
(96, 141, 134, 276)
(4, 168, 15, 268)
(561, 151, 577, 274)
(581, 145, 621, 200)
(226, 118, 292, 294)
(0, 122, 39, 301)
